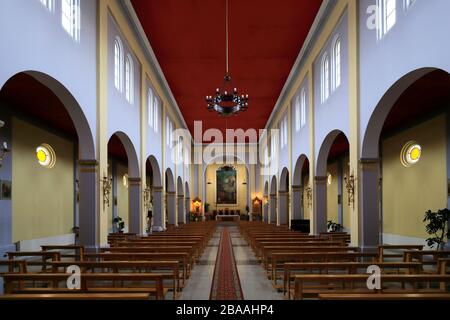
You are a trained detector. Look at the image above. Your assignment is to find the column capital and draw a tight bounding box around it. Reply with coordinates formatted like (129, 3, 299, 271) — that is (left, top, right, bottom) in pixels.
(278, 190, 289, 195)
(153, 186, 163, 192)
(314, 176, 328, 182)
(360, 158, 380, 164)
(291, 185, 302, 191)
(128, 178, 141, 186)
(78, 159, 99, 166)
(167, 191, 176, 196)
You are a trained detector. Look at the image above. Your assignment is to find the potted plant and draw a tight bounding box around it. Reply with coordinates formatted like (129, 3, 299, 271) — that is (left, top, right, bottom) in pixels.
(327, 220, 343, 232)
(113, 217, 125, 233)
(423, 208, 450, 250)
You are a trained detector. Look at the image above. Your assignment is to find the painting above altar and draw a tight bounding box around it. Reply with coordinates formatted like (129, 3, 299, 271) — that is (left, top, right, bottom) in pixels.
(216, 166, 237, 205)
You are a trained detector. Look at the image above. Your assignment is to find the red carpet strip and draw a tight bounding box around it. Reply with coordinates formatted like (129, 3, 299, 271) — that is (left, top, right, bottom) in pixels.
(210, 227, 244, 300)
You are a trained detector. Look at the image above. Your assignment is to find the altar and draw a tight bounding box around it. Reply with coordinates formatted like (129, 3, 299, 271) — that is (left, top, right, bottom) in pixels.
(216, 215, 240, 222)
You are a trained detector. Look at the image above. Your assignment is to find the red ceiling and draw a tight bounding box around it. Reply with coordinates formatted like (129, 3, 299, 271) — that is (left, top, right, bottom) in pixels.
(131, 0, 323, 142)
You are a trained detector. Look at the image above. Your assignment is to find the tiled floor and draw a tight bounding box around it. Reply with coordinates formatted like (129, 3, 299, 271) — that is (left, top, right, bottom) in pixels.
(179, 224, 284, 300)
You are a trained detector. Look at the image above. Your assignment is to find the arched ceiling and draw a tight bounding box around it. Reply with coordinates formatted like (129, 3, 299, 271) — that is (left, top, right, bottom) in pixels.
(131, 0, 323, 142)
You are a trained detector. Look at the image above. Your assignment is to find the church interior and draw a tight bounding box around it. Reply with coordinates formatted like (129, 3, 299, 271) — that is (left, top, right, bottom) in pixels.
(0, 0, 449, 303)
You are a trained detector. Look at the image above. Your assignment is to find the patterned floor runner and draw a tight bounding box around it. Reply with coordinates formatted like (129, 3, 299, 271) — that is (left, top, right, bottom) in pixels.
(209, 227, 244, 300)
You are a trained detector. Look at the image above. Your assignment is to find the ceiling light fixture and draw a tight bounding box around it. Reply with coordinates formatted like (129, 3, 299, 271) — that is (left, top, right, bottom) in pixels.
(206, 0, 249, 117)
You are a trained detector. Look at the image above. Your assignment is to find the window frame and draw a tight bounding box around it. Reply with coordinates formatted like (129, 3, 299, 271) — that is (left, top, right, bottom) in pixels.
(321, 53, 330, 103)
(114, 37, 124, 92)
(125, 54, 134, 104)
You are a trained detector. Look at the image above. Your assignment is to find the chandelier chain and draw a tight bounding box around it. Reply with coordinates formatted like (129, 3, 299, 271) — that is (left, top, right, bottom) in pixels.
(226, 0, 229, 74)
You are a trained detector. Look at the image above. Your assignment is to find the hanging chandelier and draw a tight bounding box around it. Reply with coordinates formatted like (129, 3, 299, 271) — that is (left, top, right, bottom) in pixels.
(206, 0, 249, 117)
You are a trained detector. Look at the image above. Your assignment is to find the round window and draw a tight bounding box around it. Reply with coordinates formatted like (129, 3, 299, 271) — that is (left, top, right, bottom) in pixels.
(36, 144, 56, 168)
(401, 141, 422, 167)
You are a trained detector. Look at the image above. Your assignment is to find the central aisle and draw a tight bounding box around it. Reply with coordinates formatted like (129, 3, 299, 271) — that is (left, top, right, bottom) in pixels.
(179, 223, 284, 300)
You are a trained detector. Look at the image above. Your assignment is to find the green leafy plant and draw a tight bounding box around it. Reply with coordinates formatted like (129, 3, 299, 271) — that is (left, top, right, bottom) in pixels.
(423, 208, 450, 250)
(113, 217, 125, 233)
(327, 220, 343, 232)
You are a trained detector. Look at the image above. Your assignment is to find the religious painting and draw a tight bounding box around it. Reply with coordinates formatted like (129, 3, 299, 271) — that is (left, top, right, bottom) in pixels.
(216, 166, 237, 205)
(0, 180, 11, 200)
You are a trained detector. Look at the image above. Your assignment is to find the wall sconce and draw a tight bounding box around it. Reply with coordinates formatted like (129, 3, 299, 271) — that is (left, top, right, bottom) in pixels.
(143, 186, 152, 210)
(0, 121, 10, 168)
(305, 187, 313, 208)
(102, 175, 113, 210)
(263, 195, 268, 205)
(344, 171, 355, 209)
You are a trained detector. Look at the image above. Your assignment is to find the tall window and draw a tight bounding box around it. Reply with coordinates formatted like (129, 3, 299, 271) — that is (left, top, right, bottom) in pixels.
(300, 89, 307, 128)
(178, 136, 184, 163)
(153, 96, 159, 132)
(333, 38, 341, 90)
(280, 116, 288, 148)
(166, 117, 173, 147)
(321, 54, 330, 103)
(114, 37, 124, 92)
(62, 0, 80, 42)
(39, 0, 54, 11)
(378, 0, 396, 39)
(125, 55, 134, 104)
(148, 89, 154, 128)
(295, 96, 301, 132)
(405, 0, 416, 10)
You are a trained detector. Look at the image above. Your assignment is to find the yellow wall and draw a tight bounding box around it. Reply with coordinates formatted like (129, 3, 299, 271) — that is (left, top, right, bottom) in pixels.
(205, 164, 248, 213)
(327, 162, 339, 223)
(116, 162, 129, 230)
(12, 118, 74, 242)
(382, 115, 447, 239)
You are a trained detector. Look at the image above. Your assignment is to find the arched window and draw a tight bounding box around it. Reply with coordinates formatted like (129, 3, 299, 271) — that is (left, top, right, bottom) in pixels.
(333, 37, 341, 90)
(300, 89, 307, 128)
(114, 37, 124, 92)
(39, 0, 54, 12)
(62, 0, 80, 42)
(378, 0, 396, 39)
(125, 54, 134, 104)
(153, 96, 159, 132)
(178, 136, 184, 163)
(295, 96, 301, 132)
(321, 54, 330, 103)
(148, 89, 154, 127)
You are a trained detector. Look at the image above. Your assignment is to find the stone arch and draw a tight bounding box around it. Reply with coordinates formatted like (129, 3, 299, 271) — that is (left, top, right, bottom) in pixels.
(0, 71, 96, 247)
(292, 155, 310, 220)
(279, 168, 290, 226)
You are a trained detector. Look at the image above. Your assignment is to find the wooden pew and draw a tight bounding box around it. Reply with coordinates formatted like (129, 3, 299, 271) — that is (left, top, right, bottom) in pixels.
(0, 293, 152, 300)
(269, 252, 379, 289)
(318, 293, 450, 300)
(50, 260, 180, 299)
(41, 245, 85, 261)
(0, 260, 28, 273)
(404, 250, 450, 270)
(283, 261, 423, 299)
(7, 251, 61, 272)
(293, 274, 450, 300)
(2, 273, 166, 300)
(378, 245, 423, 262)
(83, 252, 189, 286)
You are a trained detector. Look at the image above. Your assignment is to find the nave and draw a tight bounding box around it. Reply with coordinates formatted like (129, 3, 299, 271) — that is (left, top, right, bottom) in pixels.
(1, 221, 450, 301)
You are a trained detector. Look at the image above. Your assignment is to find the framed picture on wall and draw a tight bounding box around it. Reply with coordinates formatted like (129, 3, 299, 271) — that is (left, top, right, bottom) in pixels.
(0, 180, 12, 200)
(216, 166, 237, 205)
